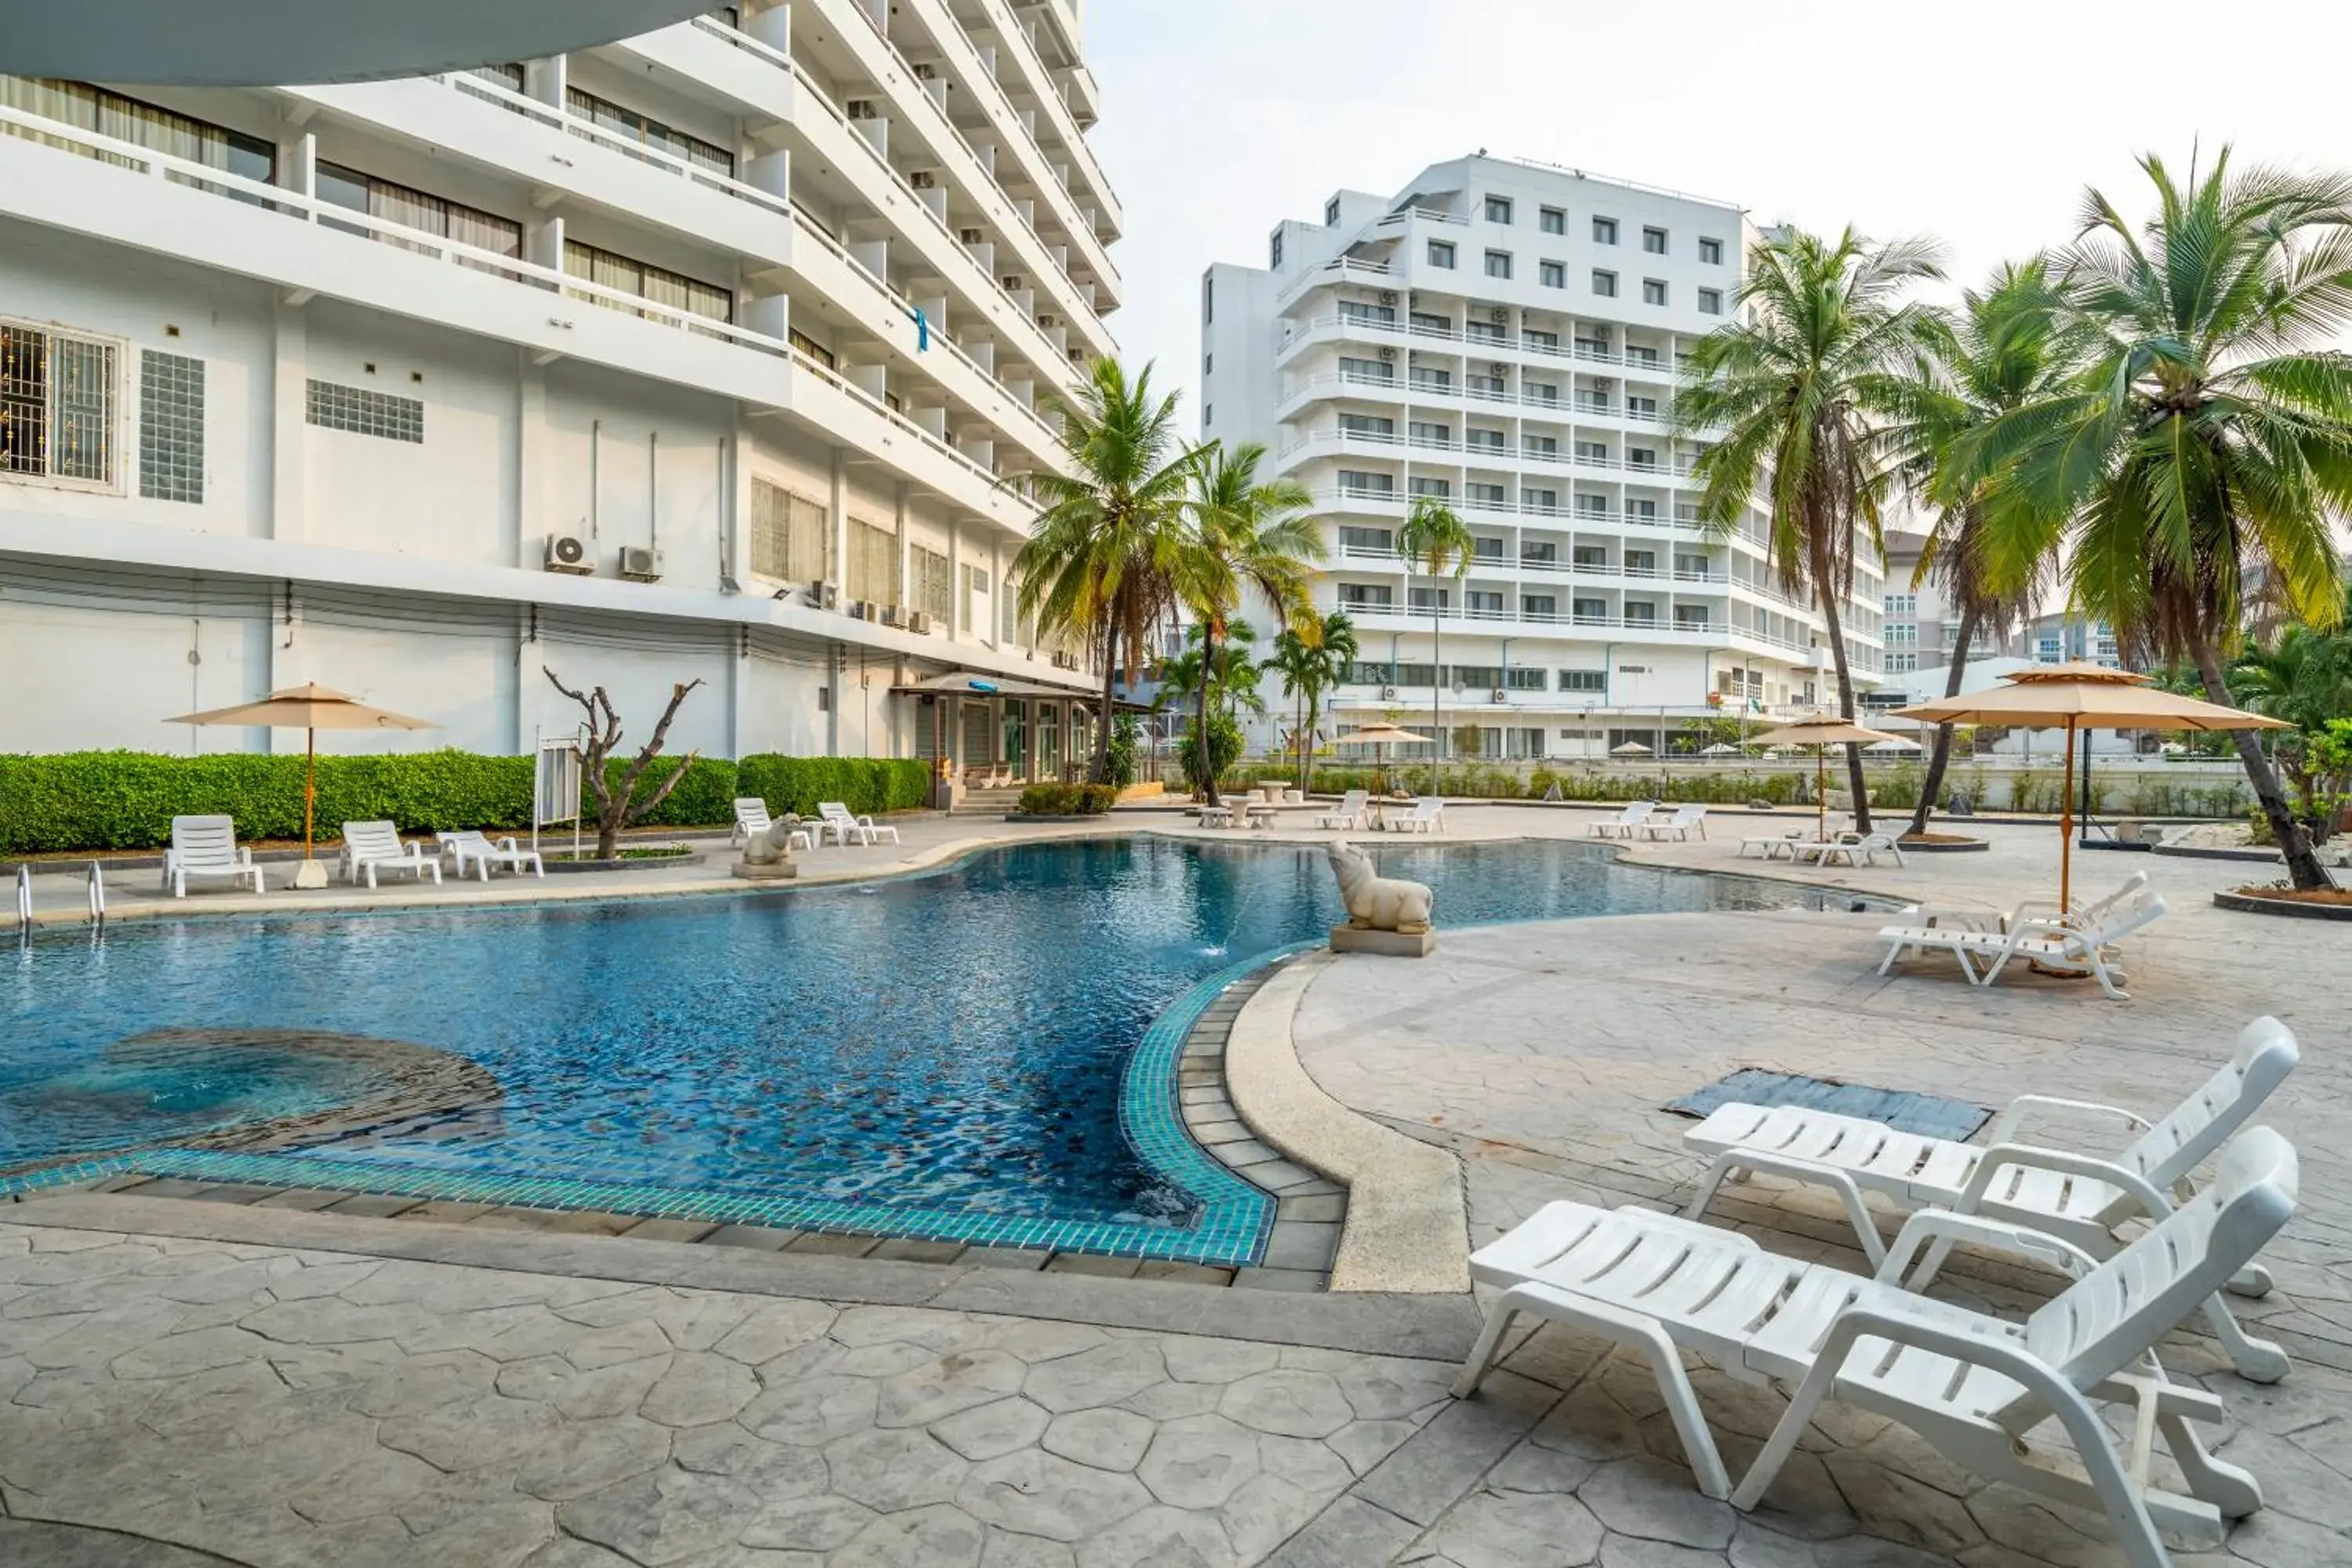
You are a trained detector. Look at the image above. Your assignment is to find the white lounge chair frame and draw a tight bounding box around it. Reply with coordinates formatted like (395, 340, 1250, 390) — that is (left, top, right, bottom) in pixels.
(731, 798, 812, 852)
(1456, 1128, 2297, 1566)
(1315, 789, 1371, 831)
(1791, 829, 1904, 867)
(338, 821, 442, 888)
(163, 815, 265, 898)
(437, 829, 545, 880)
(1682, 1015, 2299, 1381)
(816, 801, 901, 846)
(1877, 885, 2165, 1000)
(1383, 797, 1445, 833)
(1589, 801, 1657, 839)
(1640, 804, 1708, 841)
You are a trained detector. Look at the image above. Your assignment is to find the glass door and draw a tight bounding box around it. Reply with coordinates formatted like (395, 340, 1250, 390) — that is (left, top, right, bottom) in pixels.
(1000, 699, 1029, 779)
(1036, 703, 1062, 780)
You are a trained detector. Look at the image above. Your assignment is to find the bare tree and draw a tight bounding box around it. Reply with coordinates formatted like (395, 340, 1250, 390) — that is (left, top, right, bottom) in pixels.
(543, 670, 706, 858)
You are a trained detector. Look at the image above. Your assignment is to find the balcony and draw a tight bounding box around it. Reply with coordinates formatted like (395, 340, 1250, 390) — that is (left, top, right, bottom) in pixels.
(0, 101, 1036, 536)
(1274, 310, 1690, 383)
(1276, 428, 1697, 481)
(968, 0, 1122, 229)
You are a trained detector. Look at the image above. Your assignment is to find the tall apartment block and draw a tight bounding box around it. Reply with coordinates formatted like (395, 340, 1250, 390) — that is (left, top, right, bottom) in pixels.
(0, 0, 1117, 782)
(1202, 154, 1884, 760)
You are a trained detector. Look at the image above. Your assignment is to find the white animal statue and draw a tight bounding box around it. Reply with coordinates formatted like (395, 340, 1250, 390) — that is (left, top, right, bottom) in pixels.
(741, 816, 803, 867)
(1327, 840, 1434, 934)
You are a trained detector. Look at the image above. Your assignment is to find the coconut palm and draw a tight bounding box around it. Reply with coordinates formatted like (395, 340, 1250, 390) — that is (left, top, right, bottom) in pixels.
(1271, 611, 1359, 790)
(1893, 260, 2089, 837)
(1675, 226, 1950, 833)
(1983, 151, 2352, 888)
(1182, 442, 1322, 807)
(1012, 358, 1210, 785)
(2231, 622, 2352, 828)
(1396, 497, 1475, 794)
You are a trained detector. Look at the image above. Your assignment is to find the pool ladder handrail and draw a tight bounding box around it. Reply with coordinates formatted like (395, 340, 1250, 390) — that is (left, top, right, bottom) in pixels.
(9, 862, 107, 935)
(13, 864, 27, 930)
(87, 860, 106, 926)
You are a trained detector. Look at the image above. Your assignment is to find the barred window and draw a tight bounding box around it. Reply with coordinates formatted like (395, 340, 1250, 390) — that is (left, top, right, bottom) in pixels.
(306, 379, 422, 442)
(2, 321, 119, 486)
(909, 544, 952, 622)
(848, 517, 898, 607)
(139, 349, 204, 503)
(749, 477, 829, 583)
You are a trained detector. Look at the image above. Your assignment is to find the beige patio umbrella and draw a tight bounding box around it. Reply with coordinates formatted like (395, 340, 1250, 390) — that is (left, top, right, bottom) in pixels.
(1896, 662, 2288, 913)
(166, 683, 437, 887)
(1332, 722, 1430, 795)
(1746, 713, 1906, 844)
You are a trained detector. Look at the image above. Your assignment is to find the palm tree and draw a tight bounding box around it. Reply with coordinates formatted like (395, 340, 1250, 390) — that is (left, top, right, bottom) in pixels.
(1893, 260, 2086, 837)
(1984, 151, 2352, 889)
(1675, 226, 1950, 833)
(1012, 358, 1209, 785)
(1396, 497, 1475, 794)
(2231, 622, 2352, 828)
(1271, 611, 1359, 789)
(1182, 442, 1321, 807)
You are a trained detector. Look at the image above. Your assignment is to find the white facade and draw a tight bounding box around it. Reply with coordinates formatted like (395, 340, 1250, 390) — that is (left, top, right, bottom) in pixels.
(0, 0, 1119, 779)
(1203, 155, 1884, 760)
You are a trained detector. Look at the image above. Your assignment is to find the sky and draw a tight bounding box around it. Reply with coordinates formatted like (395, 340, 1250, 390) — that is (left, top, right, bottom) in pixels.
(1082, 0, 2352, 422)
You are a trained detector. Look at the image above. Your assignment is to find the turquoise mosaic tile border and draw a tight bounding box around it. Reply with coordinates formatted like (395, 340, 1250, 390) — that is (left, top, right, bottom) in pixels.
(0, 930, 1303, 1268)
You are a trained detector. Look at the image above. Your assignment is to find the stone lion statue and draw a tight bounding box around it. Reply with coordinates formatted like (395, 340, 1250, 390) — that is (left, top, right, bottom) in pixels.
(1327, 840, 1434, 934)
(741, 815, 804, 866)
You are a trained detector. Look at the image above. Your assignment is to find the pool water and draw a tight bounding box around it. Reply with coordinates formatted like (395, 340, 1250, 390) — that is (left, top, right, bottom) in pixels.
(3, 839, 1853, 1247)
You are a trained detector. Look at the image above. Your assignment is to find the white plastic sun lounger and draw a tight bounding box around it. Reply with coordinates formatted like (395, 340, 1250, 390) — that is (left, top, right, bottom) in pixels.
(163, 815, 265, 898)
(1878, 884, 2166, 1000)
(437, 829, 545, 880)
(1315, 789, 1370, 831)
(1383, 796, 1445, 833)
(816, 801, 901, 846)
(1792, 828, 1904, 867)
(1681, 1016, 2300, 1381)
(1589, 801, 1657, 839)
(338, 821, 442, 888)
(1640, 804, 1708, 841)
(1895, 870, 2154, 942)
(1455, 1127, 2296, 1566)
(731, 798, 811, 852)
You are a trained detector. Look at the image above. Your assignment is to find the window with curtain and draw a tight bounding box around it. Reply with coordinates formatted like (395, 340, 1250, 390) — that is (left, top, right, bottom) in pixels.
(315, 159, 521, 270)
(848, 517, 898, 606)
(2, 76, 273, 189)
(2, 319, 117, 487)
(749, 477, 829, 583)
(564, 85, 734, 177)
(563, 239, 733, 327)
(909, 545, 952, 623)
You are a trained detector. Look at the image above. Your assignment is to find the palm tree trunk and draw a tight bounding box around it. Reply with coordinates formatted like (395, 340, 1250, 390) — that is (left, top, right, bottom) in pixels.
(1301, 688, 1320, 793)
(1294, 689, 1307, 793)
(1813, 580, 1871, 833)
(1196, 624, 1221, 808)
(1092, 627, 1118, 786)
(1429, 604, 1444, 797)
(2190, 637, 2333, 891)
(1907, 604, 1981, 837)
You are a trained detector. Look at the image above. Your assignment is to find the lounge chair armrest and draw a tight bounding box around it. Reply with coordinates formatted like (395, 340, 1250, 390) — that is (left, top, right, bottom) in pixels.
(235, 847, 254, 865)
(1954, 1142, 2176, 1222)
(1877, 1209, 2103, 1287)
(1984, 1094, 2152, 1146)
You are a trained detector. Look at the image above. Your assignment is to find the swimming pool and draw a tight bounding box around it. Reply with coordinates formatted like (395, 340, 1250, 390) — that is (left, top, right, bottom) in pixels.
(3, 837, 1860, 1261)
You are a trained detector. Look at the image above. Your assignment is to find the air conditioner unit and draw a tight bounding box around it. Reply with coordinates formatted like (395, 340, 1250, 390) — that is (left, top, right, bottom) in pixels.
(1490, 307, 1508, 325)
(1490, 688, 1508, 704)
(1378, 346, 1396, 361)
(879, 605, 906, 628)
(617, 545, 663, 582)
(1378, 685, 1399, 701)
(959, 227, 986, 245)
(805, 580, 838, 610)
(908, 610, 934, 634)
(1036, 312, 1058, 328)
(543, 533, 593, 575)
(848, 599, 875, 621)
(1052, 651, 1080, 670)
(845, 99, 879, 120)
(1490, 363, 1509, 376)
(914, 61, 940, 78)
(1378, 289, 1399, 305)
(1001, 273, 1025, 290)
(1595, 376, 1616, 390)
(909, 169, 937, 189)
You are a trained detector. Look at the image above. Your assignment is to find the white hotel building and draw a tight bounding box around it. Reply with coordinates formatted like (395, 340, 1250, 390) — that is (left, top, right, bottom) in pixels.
(1202, 156, 1884, 760)
(0, 0, 1118, 777)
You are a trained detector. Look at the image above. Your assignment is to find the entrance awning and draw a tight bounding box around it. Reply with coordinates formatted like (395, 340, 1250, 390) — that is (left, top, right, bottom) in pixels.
(891, 672, 1084, 699)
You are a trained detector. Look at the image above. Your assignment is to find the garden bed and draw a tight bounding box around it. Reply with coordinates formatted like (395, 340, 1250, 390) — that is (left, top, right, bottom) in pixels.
(539, 844, 703, 874)
(1003, 814, 1112, 825)
(2215, 885, 2352, 921)
(1896, 833, 1990, 853)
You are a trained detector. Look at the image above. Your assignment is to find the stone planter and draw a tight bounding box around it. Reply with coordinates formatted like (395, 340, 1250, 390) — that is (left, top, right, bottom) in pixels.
(539, 847, 703, 875)
(1893, 836, 1991, 855)
(2214, 888, 2352, 921)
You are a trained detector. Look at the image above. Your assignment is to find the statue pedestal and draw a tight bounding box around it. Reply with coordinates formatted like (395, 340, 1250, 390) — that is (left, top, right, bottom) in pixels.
(731, 861, 799, 882)
(1329, 924, 1436, 958)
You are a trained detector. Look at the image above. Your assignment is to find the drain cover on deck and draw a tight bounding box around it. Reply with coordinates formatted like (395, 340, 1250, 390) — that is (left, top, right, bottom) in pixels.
(1666, 1069, 1991, 1141)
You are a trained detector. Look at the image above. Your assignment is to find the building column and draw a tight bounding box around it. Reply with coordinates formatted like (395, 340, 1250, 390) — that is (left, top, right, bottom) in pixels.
(514, 351, 543, 569)
(829, 447, 849, 601)
(269, 299, 307, 544)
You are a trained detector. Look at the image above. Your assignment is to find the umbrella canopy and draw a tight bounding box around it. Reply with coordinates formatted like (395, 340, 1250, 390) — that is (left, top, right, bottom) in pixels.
(1744, 713, 1905, 840)
(1333, 723, 1432, 747)
(1867, 738, 1922, 754)
(1700, 743, 1741, 757)
(1610, 741, 1653, 757)
(166, 684, 437, 870)
(1896, 669, 2287, 913)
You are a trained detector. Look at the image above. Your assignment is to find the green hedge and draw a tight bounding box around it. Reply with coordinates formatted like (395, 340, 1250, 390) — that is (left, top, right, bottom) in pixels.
(0, 750, 928, 855)
(1016, 783, 1116, 816)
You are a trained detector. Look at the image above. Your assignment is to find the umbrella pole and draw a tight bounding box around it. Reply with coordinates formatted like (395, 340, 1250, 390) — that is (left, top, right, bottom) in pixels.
(2060, 718, 2076, 918)
(1817, 749, 1826, 842)
(304, 727, 316, 863)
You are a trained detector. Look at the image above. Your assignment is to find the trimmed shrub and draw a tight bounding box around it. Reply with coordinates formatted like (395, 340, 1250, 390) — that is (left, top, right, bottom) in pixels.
(735, 756, 930, 818)
(1016, 782, 1116, 816)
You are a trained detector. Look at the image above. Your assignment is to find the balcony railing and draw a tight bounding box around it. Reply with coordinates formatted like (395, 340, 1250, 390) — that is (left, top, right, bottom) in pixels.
(1279, 427, 1696, 478)
(1338, 543, 1723, 586)
(967, 0, 1122, 222)
(0, 101, 1026, 509)
(1277, 313, 1690, 376)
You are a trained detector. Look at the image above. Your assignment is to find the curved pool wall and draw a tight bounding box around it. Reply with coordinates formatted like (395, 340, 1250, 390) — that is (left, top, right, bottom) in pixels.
(3, 838, 1867, 1263)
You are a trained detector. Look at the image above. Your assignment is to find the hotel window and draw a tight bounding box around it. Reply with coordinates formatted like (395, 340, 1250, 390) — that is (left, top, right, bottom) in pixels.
(1592, 269, 1618, 298)
(1698, 237, 1724, 264)
(1539, 259, 1566, 289)
(1409, 365, 1452, 390)
(1674, 604, 1710, 627)
(1337, 354, 1393, 383)
(1524, 379, 1559, 403)
(0, 78, 274, 187)
(1626, 497, 1658, 517)
(1540, 205, 1566, 235)
(1324, 195, 1341, 226)
(848, 517, 900, 607)
(1484, 249, 1512, 281)
(1592, 216, 1618, 245)
(1573, 545, 1608, 566)
(305, 380, 423, 444)
(1, 320, 118, 488)
(1642, 278, 1668, 307)
(564, 240, 734, 325)
(1523, 327, 1559, 350)
(1697, 288, 1723, 315)
(1338, 524, 1393, 552)
(1642, 226, 1668, 255)
(1523, 596, 1557, 620)
(1408, 419, 1452, 445)
(565, 86, 734, 176)
(1202, 352, 1212, 375)
(1338, 299, 1396, 325)
(1472, 535, 1508, 559)
(1573, 597, 1608, 621)
(1467, 482, 1507, 506)
(1269, 230, 1283, 268)
(1465, 590, 1504, 615)
(1337, 469, 1395, 495)
(1406, 587, 1450, 611)
(788, 328, 836, 369)
(1484, 194, 1513, 224)
(1427, 240, 1456, 269)
(1201, 275, 1213, 324)
(1407, 476, 1451, 498)
(1624, 601, 1657, 624)
(1201, 403, 1212, 428)
(1560, 669, 1606, 693)
(1886, 652, 1918, 673)
(1337, 583, 1393, 608)
(909, 544, 952, 622)
(1883, 593, 1917, 615)
(1466, 426, 1506, 450)
(1573, 497, 1609, 519)
(1574, 440, 1610, 463)
(1522, 491, 1558, 514)
(1886, 623, 1918, 644)
(750, 477, 831, 582)
(1523, 434, 1558, 456)
(318, 161, 522, 267)
(139, 350, 205, 503)
(1337, 413, 1395, 437)
(1628, 446, 1659, 470)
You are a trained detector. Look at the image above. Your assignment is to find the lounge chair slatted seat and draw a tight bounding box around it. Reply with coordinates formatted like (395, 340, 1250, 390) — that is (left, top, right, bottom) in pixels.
(338, 821, 441, 888)
(163, 815, 265, 898)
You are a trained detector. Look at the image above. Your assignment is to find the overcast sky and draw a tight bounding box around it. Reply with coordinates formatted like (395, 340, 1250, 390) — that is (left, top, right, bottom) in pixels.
(1083, 0, 2352, 423)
